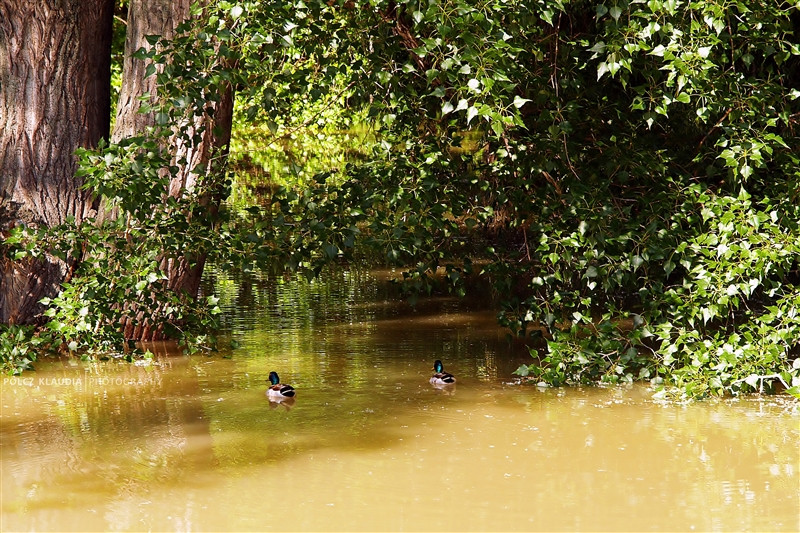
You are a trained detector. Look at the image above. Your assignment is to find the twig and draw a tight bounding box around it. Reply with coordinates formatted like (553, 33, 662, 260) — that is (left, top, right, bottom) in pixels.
(696, 107, 732, 152)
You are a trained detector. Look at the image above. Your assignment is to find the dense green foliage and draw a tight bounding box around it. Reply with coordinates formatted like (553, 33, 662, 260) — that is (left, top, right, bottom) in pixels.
(3, 0, 799, 399)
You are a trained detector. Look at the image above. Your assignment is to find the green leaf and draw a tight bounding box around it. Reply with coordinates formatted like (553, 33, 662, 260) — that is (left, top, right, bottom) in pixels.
(744, 374, 760, 388)
(589, 41, 606, 54)
(513, 364, 530, 377)
(490, 120, 504, 136)
(513, 95, 531, 108)
(323, 243, 339, 258)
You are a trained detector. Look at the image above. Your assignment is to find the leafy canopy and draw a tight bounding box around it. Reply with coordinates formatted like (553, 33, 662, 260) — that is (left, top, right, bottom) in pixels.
(3, 0, 799, 400)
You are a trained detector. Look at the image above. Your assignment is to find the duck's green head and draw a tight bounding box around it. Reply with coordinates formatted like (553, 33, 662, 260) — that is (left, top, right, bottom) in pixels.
(268, 371, 280, 385)
(433, 360, 444, 373)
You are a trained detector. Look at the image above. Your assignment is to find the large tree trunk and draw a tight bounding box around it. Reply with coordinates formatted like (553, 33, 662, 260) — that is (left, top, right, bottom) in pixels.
(0, 0, 114, 325)
(112, 0, 234, 340)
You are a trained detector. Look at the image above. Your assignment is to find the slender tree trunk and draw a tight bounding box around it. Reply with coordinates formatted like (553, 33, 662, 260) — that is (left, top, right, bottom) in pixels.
(112, 0, 234, 340)
(0, 0, 114, 325)
(111, 0, 190, 142)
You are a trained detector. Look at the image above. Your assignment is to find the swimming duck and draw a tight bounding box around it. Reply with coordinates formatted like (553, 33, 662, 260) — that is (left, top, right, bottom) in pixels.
(430, 360, 456, 385)
(266, 371, 296, 400)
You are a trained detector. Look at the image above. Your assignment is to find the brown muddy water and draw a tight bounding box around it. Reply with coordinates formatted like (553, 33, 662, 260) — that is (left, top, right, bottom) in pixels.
(1, 270, 798, 532)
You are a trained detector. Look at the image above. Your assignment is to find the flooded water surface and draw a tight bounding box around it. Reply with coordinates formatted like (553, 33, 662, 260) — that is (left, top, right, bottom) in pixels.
(2, 270, 798, 531)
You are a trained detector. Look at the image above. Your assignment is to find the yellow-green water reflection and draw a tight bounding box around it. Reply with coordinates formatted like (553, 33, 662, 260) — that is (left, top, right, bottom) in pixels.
(2, 271, 798, 531)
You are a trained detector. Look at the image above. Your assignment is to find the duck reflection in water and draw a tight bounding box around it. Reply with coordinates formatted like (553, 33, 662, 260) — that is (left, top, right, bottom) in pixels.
(268, 396, 296, 410)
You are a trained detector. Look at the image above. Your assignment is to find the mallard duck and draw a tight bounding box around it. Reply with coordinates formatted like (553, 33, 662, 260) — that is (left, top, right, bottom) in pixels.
(430, 359, 456, 385)
(266, 371, 296, 400)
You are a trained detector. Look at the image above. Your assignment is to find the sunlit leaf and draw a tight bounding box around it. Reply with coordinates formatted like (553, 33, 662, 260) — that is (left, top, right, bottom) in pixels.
(513, 95, 531, 108)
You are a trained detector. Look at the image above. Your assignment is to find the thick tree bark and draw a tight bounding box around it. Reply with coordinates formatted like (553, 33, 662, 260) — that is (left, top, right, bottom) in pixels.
(0, 0, 114, 325)
(112, 0, 234, 340)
